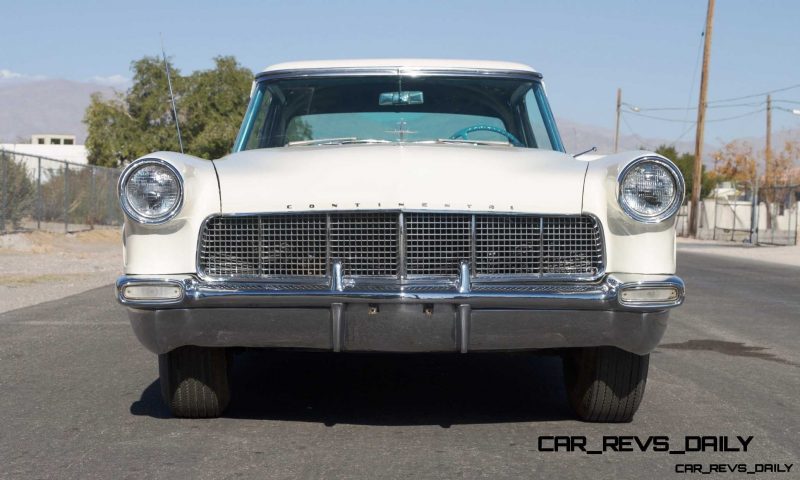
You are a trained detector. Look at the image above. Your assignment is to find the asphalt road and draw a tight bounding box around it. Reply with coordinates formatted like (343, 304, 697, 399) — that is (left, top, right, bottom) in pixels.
(1, 252, 798, 479)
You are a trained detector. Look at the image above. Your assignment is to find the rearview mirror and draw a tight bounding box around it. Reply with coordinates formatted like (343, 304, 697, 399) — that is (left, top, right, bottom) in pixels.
(379, 91, 424, 106)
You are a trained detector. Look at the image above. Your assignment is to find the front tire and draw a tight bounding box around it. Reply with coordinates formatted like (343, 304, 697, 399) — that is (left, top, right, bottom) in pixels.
(562, 347, 649, 423)
(159, 346, 231, 418)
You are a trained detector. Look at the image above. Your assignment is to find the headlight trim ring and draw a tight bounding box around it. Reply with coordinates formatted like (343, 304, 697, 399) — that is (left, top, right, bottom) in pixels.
(118, 158, 184, 224)
(617, 156, 685, 224)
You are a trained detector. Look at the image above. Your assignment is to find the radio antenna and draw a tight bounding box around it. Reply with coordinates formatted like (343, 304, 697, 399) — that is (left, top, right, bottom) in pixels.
(160, 34, 184, 153)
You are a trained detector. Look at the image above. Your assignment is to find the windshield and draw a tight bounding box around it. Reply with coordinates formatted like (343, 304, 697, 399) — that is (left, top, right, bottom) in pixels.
(234, 74, 563, 151)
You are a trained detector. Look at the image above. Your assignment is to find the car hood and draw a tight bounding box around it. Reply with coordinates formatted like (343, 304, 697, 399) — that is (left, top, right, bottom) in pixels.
(212, 144, 588, 214)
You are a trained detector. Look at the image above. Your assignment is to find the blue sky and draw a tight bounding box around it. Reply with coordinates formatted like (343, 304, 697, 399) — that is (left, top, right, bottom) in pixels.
(1, 0, 799, 145)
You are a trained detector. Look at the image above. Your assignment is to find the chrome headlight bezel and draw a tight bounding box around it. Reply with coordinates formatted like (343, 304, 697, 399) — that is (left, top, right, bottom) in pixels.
(118, 158, 184, 224)
(617, 156, 685, 224)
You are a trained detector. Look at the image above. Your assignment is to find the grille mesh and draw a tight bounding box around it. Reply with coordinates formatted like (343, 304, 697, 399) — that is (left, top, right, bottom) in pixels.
(542, 217, 603, 275)
(406, 213, 471, 276)
(475, 215, 541, 275)
(330, 212, 397, 276)
(198, 212, 603, 279)
(261, 214, 327, 276)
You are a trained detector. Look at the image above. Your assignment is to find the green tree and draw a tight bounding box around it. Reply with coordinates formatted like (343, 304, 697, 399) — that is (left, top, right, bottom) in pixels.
(655, 144, 714, 198)
(84, 56, 252, 167)
(182, 56, 253, 159)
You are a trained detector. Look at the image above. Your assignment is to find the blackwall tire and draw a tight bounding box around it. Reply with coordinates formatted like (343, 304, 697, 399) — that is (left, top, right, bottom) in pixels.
(158, 346, 231, 418)
(563, 346, 649, 423)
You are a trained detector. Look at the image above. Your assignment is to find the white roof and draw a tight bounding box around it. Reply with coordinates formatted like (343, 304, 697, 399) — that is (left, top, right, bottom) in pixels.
(262, 59, 537, 74)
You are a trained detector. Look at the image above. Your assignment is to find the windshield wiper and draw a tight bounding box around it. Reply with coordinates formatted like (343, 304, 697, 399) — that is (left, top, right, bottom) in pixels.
(286, 138, 395, 146)
(432, 138, 513, 147)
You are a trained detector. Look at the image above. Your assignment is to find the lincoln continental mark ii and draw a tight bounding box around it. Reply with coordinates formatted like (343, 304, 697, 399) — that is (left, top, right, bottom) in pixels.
(116, 59, 685, 421)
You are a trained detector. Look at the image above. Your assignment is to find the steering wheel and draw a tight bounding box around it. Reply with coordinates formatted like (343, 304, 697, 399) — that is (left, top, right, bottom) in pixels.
(449, 125, 524, 146)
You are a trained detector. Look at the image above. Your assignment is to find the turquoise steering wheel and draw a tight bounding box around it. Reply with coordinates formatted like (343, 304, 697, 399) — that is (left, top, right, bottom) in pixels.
(449, 125, 524, 146)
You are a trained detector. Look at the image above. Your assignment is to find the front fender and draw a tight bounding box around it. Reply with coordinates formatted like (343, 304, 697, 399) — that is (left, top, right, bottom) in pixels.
(121, 151, 220, 274)
(581, 150, 681, 275)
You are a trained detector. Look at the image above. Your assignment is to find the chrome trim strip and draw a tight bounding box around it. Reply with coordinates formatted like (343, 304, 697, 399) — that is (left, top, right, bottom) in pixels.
(458, 261, 471, 294)
(331, 260, 344, 292)
(397, 211, 406, 280)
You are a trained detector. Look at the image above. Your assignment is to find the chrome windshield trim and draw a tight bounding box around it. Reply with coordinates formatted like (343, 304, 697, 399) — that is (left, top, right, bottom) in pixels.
(255, 67, 544, 82)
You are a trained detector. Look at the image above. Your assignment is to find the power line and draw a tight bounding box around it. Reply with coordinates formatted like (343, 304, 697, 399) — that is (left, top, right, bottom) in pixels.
(705, 108, 766, 122)
(706, 82, 800, 104)
(670, 122, 698, 146)
(620, 113, 649, 148)
(622, 84, 800, 112)
(681, 27, 706, 127)
(623, 107, 765, 124)
(633, 101, 763, 112)
(774, 106, 800, 114)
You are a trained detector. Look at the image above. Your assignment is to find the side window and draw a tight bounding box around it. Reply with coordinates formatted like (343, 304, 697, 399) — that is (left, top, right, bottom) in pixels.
(523, 89, 554, 150)
(235, 85, 273, 151)
(244, 89, 272, 150)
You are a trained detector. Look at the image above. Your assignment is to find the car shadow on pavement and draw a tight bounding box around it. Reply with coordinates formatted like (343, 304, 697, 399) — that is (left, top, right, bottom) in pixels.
(130, 350, 574, 425)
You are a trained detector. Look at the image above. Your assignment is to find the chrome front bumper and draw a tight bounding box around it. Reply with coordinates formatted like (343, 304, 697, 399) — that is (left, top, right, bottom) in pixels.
(116, 273, 684, 355)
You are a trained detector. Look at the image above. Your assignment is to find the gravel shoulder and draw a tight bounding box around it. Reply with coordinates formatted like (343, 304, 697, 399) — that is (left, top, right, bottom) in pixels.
(0, 229, 121, 314)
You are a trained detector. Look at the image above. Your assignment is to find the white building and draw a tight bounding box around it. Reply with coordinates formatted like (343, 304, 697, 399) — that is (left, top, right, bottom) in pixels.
(0, 134, 88, 165)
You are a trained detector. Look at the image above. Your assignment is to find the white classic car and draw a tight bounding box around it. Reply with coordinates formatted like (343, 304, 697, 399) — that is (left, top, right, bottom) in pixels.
(116, 59, 685, 422)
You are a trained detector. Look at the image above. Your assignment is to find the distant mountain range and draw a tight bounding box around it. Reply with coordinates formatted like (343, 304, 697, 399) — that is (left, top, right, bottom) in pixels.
(1, 78, 795, 162)
(0, 79, 115, 143)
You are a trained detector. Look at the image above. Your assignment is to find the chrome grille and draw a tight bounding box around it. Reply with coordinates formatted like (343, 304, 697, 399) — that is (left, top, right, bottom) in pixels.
(199, 212, 603, 280)
(261, 214, 327, 276)
(330, 212, 397, 276)
(541, 216, 603, 274)
(406, 213, 471, 276)
(475, 215, 541, 275)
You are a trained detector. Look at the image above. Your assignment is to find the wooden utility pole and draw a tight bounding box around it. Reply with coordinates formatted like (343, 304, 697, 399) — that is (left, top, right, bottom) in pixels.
(763, 94, 772, 231)
(614, 88, 622, 153)
(689, 0, 715, 237)
(765, 94, 772, 184)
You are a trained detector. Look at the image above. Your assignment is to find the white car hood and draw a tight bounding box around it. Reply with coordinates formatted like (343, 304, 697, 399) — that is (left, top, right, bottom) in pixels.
(213, 144, 587, 214)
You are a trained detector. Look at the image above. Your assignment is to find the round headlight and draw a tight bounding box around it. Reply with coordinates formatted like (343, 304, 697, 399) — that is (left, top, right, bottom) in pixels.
(618, 157, 684, 223)
(119, 159, 183, 224)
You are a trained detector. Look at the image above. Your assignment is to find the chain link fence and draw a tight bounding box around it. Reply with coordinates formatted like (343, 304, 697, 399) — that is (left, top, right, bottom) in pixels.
(677, 180, 799, 245)
(0, 149, 122, 234)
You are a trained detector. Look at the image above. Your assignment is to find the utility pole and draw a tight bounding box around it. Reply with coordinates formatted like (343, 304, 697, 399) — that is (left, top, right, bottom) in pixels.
(614, 88, 622, 153)
(765, 94, 772, 185)
(689, 0, 715, 238)
(763, 94, 772, 232)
